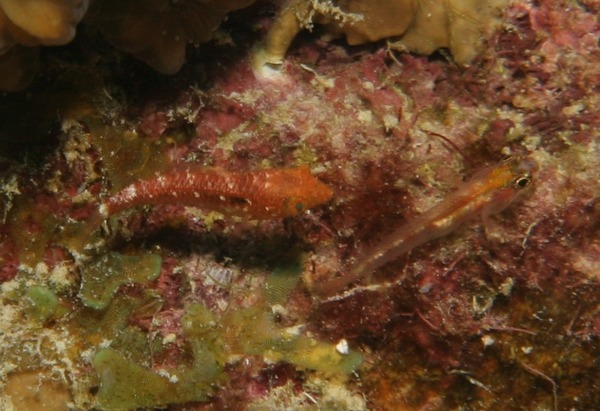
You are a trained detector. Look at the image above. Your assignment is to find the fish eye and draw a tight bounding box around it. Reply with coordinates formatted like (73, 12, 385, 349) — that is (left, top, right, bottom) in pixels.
(514, 174, 531, 189)
(295, 202, 305, 212)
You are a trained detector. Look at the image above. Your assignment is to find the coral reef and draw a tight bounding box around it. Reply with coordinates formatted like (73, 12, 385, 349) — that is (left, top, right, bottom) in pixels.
(0, 0, 512, 91)
(87, 0, 257, 74)
(79, 252, 162, 309)
(389, 0, 510, 64)
(0, 0, 259, 90)
(1, 0, 600, 410)
(0, 0, 87, 45)
(0, 0, 88, 90)
(252, 0, 509, 74)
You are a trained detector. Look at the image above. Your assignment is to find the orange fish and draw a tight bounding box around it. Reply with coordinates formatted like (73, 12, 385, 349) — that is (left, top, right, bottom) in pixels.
(98, 165, 333, 220)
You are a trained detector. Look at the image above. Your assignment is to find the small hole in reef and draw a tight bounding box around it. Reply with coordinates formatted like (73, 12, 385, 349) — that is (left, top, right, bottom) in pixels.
(512, 68, 526, 79)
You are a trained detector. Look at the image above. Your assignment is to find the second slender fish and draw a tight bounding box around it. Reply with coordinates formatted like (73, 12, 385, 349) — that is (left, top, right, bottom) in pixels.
(319, 156, 537, 295)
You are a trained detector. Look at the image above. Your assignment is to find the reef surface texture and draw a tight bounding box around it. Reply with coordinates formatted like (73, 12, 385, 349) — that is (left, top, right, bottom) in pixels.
(1, 0, 600, 410)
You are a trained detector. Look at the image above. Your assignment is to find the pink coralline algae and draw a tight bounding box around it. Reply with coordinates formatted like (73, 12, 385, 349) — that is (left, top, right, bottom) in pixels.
(1, 1, 600, 410)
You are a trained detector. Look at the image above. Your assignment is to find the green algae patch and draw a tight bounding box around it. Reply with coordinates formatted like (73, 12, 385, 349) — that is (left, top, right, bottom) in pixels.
(24, 285, 58, 323)
(90, 297, 221, 410)
(184, 301, 363, 375)
(92, 348, 214, 410)
(6, 196, 60, 268)
(86, 117, 173, 192)
(90, 252, 361, 410)
(230, 307, 362, 374)
(180, 254, 363, 376)
(79, 251, 162, 309)
(74, 292, 157, 346)
(181, 303, 230, 370)
(272, 335, 363, 374)
(264, 253, 303, 307)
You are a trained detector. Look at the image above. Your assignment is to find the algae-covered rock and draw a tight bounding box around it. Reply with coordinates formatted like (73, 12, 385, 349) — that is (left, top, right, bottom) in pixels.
(184, 302, 362, 375)
(24, 285, 58, 322)
(92, 348, 215, 410)
(181, 303, 228, 367)
(90, 250, 361, 410)
(273, 335, 363, 374)
(264, 253, 303, 307)
(180, 254, 363, 375)
(79, 251, 162, 309)
(227, 306, 362, 374)
(3, 369, 72, 411)
(239, 306, 363, 373)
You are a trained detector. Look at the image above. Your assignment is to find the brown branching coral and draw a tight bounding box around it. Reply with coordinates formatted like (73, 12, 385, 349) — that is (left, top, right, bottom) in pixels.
(0, 0, 259, 90)
(253, 0, 418, 71)
(0, 0, 88, 46)
(390, 0, 510, 65)
(0, 0, 89, 90)
(0, 45, 39, 92)
(253, 0, 509, 75)
(324, 0, 418, 45)
(88, 0, 256, 75)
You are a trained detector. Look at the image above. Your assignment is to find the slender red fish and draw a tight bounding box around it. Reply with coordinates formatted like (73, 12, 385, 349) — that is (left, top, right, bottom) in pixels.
(98, 165, 333, 220)
(317, 156, 537, 295)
